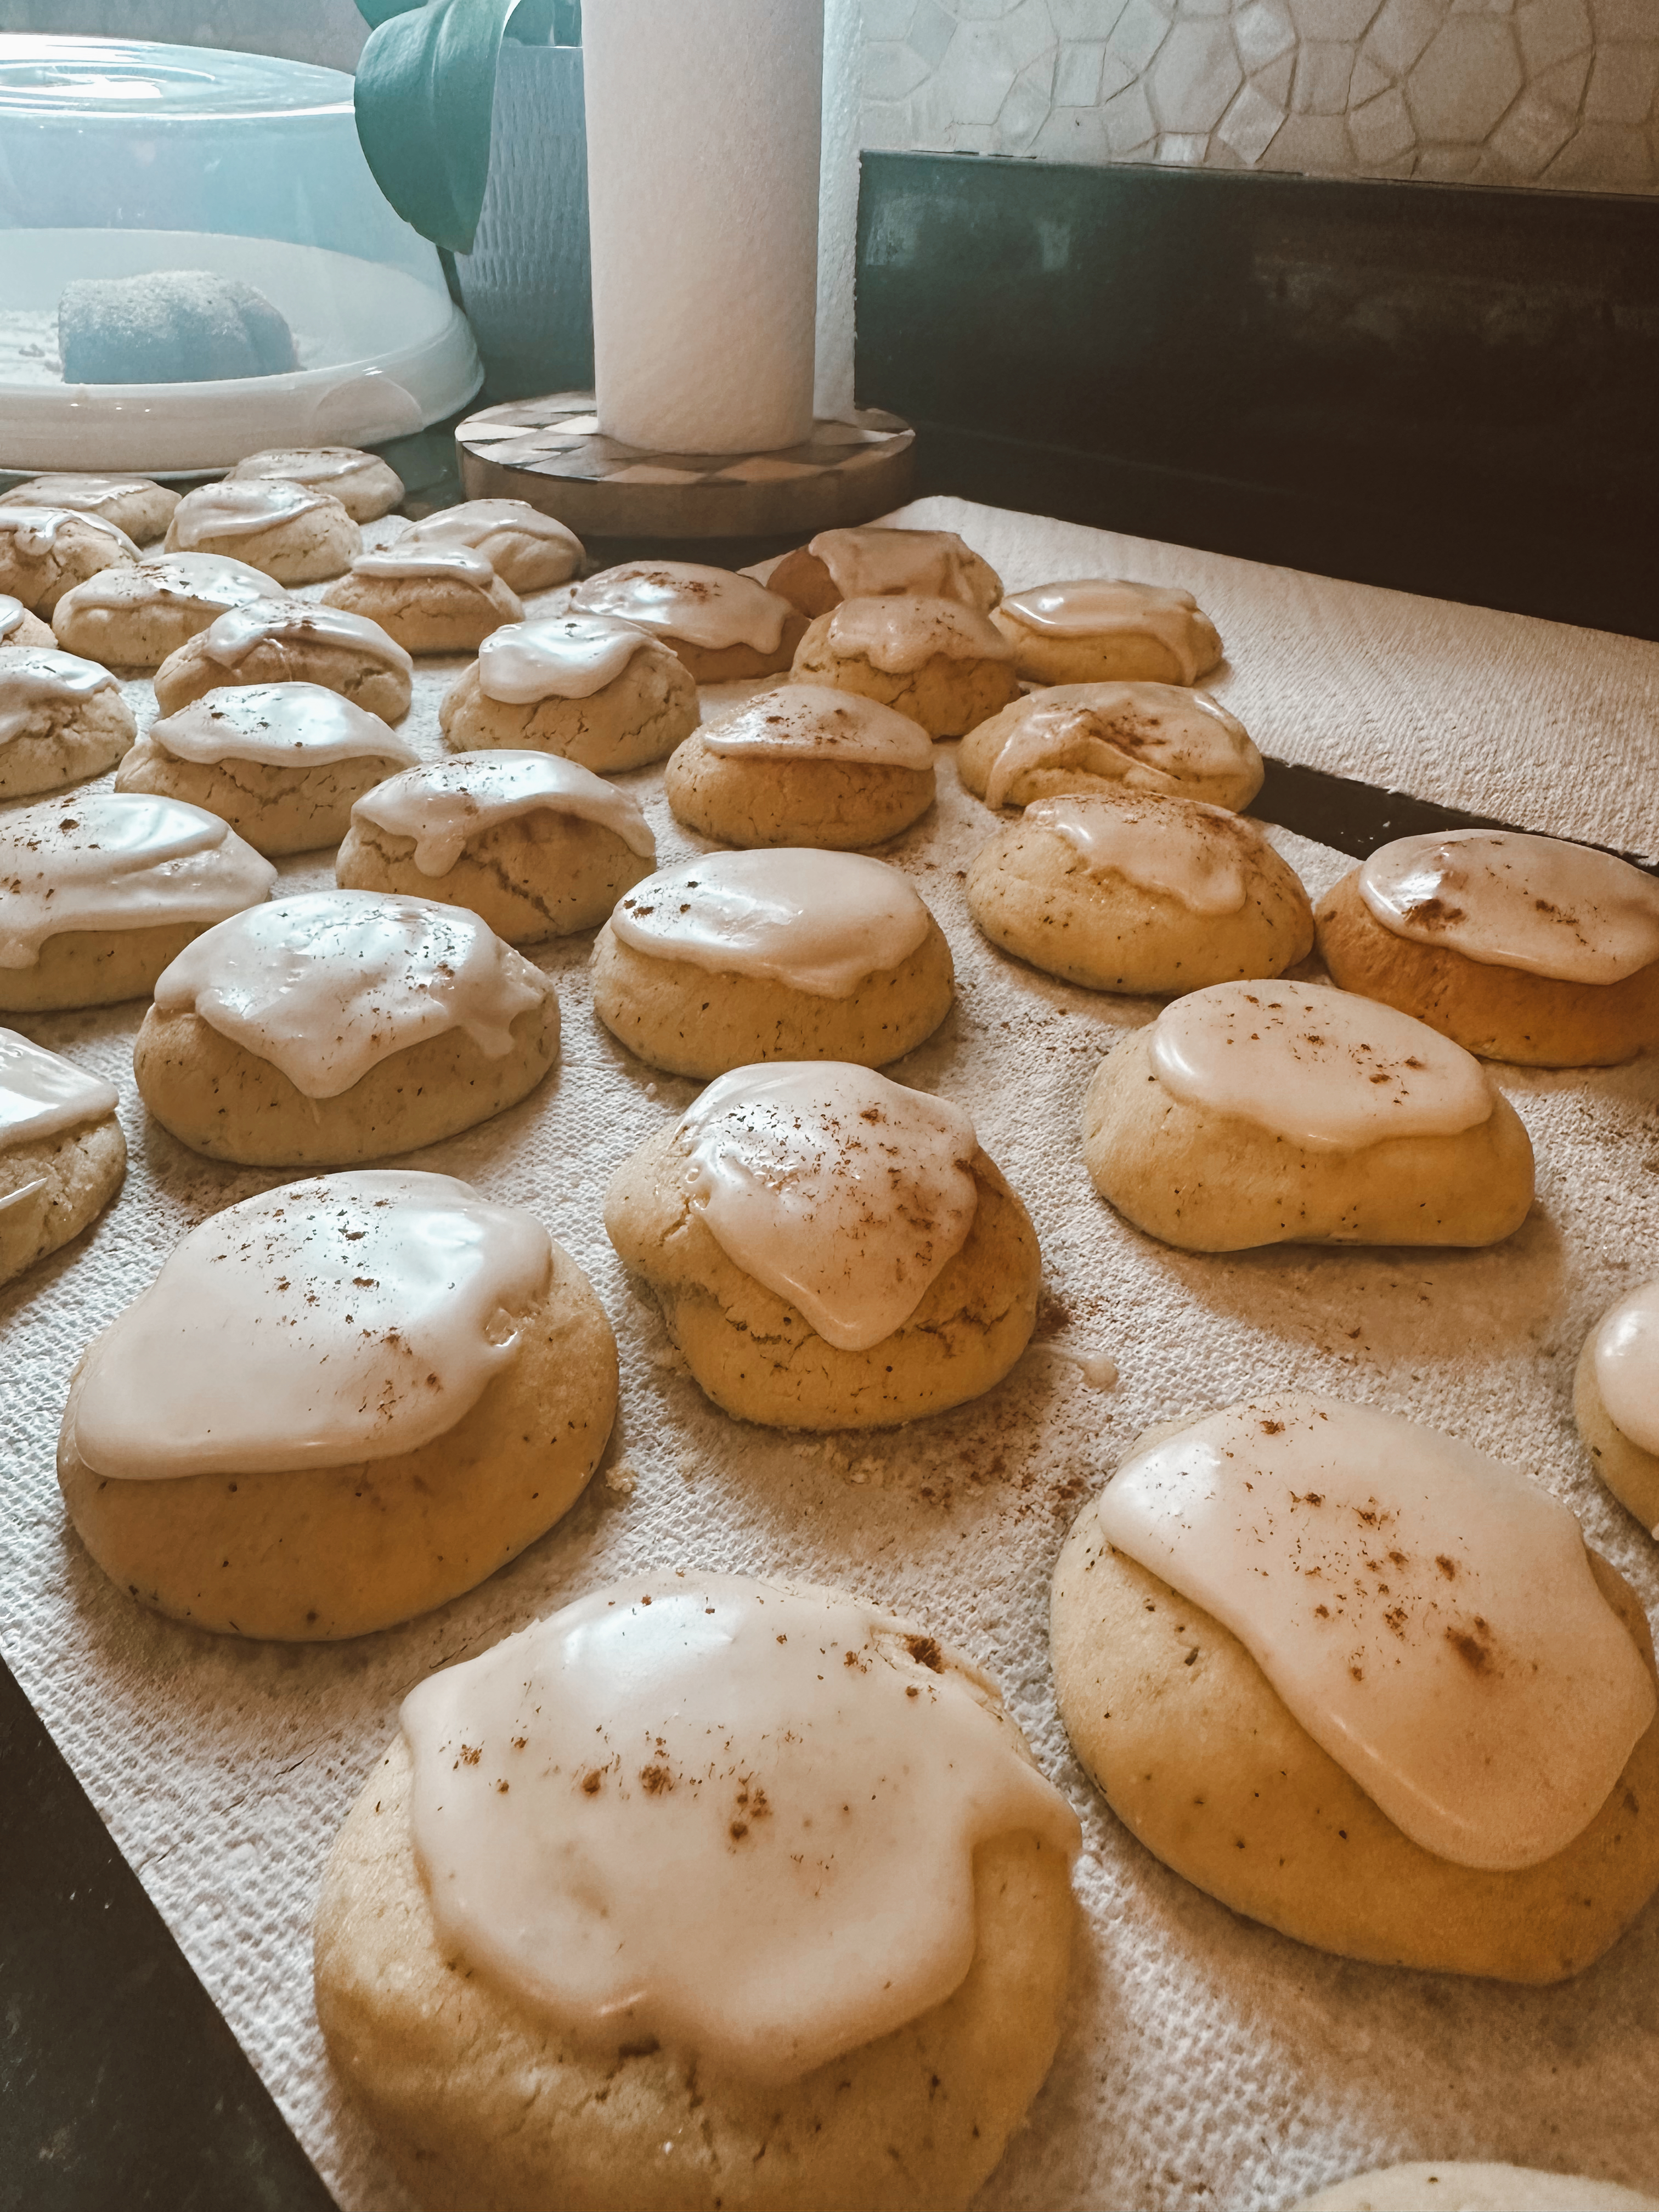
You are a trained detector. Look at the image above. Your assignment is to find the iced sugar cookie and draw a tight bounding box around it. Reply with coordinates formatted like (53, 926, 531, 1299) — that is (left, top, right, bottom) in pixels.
(338, 752, 655, 942)
(227, 444, 405, 523)
(441, 612, 697, 772)
(569, 561, 807, 681)
(1081, 979, 1533, 1251)
(1051, 1393, 1659, 1981)
(0, 505, 138, 614)
(163, 478, 360, 583)
(0, 645, 136, 800)
(402, 499, 583, 594)
(57, 1170, 615, 1638)
(153, 599, 414, 723)
(959, 682, 1263, 814)
(760, 526, 1002, 619)
(134, 890, 559, 1166)
(664, 684, 936, 849)
(52, 549, 272, 670)
(1, 472, 178, 546)
(791, 595, 1020, 739)
(1576, 1282, 1659, 1535)
(116, 684, 420, 856)
(322, 545, 523, 653)
(0, 1028, 125, 1286)
(991, 578, 1223, 686)
(0, 594, 54, 650)
(1291, 2162, 1659, 2211)
(315, 1573, 1078, 2212)
(1317, 830, 1659, 1066)
(592, 848, 953, 1079)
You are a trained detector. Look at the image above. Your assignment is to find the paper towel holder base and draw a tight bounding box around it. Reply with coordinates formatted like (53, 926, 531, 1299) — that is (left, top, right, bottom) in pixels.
(455, 392, 915, 550)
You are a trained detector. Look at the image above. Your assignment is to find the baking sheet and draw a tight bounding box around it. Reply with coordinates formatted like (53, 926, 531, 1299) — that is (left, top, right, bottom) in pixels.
(3, 498, 1659, 2211)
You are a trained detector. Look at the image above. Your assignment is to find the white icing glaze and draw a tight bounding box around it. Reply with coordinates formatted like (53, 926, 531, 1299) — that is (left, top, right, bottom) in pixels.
(0, 1026, 118, 1144)
(1149, 980, 1495, 1150)
(679, 1062, 978, 1349)
(1359, 830, 1659, 986)
(149, 684, 419, 770)
(701, 685, 935, 771)
(65, 550, 272, 614)
(999, 579, 1212, 682)
(0, 646, 116, 744)
(1028, 793, 1250, 916)
(407, 500, 581, 555)
(0, 794, 275, 969)
(152, 890, 553, 1098)
(348, 545, 499, 588)
(477, 612, 652, 703)
(984, 685, 1255, 810)
(201, 599, 413, 676)
(0, 505, 137, 558)
(1096, 1392, 1657, 1869)
(824, 594, 1012, 676)
(232, 448, 375, 486)
(611, 849, 932, 998)
(352, 751, 655, 877)
(71, 1170, 552, 1480)
(6, 474, 154, 518)
(169, 481, 330, 544)
(572, 562, 791, 654)
(1593, 1283, 1659, 1460)
(807, 527, 991, 607)
(0, 596, 24, 640)
(402, 1572, 1079, 2082)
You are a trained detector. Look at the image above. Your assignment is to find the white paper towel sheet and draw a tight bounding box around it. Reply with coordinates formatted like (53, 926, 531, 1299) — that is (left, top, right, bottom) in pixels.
(3, 498, 1659, 2212)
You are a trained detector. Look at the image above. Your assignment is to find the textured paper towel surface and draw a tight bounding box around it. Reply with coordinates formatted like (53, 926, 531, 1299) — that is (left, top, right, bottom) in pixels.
(3, 501, 1659, 2212)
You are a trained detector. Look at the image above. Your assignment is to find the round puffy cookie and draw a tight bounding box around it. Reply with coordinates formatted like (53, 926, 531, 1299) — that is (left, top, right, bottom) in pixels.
(0, 594, 55, 650)
(133, 890, 560, 1166)
(605, 1063, 1041, 1431)
(322, 545, 522, 653)
(991, 578, 1223, 686)
(759, 525, 1002, 619)
(0, 793, 275, 1014)
(592, 848, 954, 1079)
(314, 1573, 1079, 2212)
(1291, 2164, 1659, 2212)
(1, 472, 179, 546)
(0, 645, 137, 800)
(967, 791, 1312, 995)
(0, 1028, 126, 1288)
(1051, 1395, 1659, 1985)
(664, 684, 936, 850)
(227, 444, 405, 523)
(153, 599, 413, 723)
(569, 560, 808, 681)
(1316, 830, 1659, 1068)
(1081, 980, 1534, 1252)
(116, 683, 421, 857)
(400, 498, 583, 594)
(959, 681, 1263, 814)
(163, 478, 361, 583)
(0, 505, 139, 614)
(441, 613, 698, 772)
(52, 550, 273, 670)
(56, 1171, 616, 1640)
(1576, 1282, 1659, 1534)
(338, 752, 656, 942)
(790, 595, 1021, 739)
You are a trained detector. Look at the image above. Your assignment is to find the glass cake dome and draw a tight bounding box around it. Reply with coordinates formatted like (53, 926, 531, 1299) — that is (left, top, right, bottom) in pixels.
(0, 36, 482, 473)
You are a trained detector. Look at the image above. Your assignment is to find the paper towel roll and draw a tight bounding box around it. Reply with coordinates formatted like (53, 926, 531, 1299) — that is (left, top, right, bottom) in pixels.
(583, 0, 823, 456)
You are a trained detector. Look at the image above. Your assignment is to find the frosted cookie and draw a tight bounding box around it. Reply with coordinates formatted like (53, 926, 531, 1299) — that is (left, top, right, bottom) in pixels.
(116, 684, 420, 857)
(322, 545, 522, 653)
(0, 646, 137, 800)
(50, 550, 272, 670)
(760, 526, 1002, 620)
(1081, 979, 1533, 1251)
(959, 681, 1263, 814)
(0, 594, 54, 649)
(163, 479, 361, 584)
(791, 595, 1020, 739)
(1291, 2163, 1659, 2211)
(315, 1573, 1078, 2212)
(440, 612, 697, 772)
(58, 1170, 614, 1639)
(664, 684, 936, 850)
(227, 444, 405, 524)
(401, 498, 582, 594)
(0, 1029, 125, 1287)
(134, 890, 559, 1166)
(0, 505, 139, 614)
(606, 1063, 1041, 1430)
(569, 561, 808, 681)
(1, 472, 178, 546)
(1051, 1393, 1659, 1983)
(1576, 1282, 1659, 1536)
(153, 599, 414, 724)
(1316, 829, 1659, 1068)
(593, 849, 954, 1079)
(991, 579, 1223, 686)
(0, 794, 275, 1014)
(967, 791, 1312, 995)
(338, 752, 654, 943)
